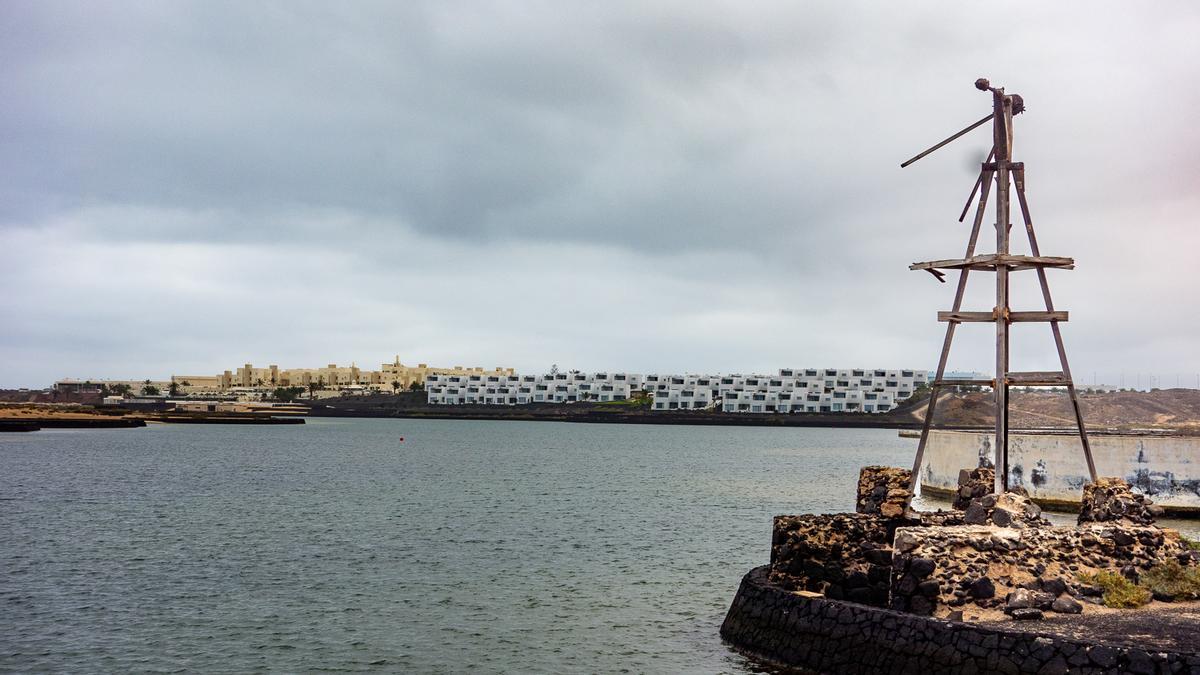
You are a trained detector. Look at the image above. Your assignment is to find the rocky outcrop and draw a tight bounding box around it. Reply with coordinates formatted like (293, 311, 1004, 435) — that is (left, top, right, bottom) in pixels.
(856, 465, 912, 517)
(1078, 477, 1161, 526)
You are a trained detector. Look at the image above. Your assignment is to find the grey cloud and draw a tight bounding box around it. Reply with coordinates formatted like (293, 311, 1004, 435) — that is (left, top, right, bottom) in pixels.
(1, 1, 1199, 387)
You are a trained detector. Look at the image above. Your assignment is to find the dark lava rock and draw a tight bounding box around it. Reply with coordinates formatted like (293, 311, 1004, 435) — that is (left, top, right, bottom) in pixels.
(1087, 645, 1118, 668)
(909, 557, 936, 578)
(1031, 591, 1057, 610)
(918, 580, 941, 597)
(846, 587, 873, 605)
(991, 507, 1013, 528)
(969, 577, 996, 599)
(1051, 596, 1083, 614)
(864, 548, 891, 566)
(963, 503, 988, 525)
(908, 595, 933, 616)
(1041, 577, 1067, 597)
(1010, 607, 1044, 621)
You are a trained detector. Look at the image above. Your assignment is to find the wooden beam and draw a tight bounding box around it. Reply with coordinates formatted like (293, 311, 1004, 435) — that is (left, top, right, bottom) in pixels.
(938, 310, 1068, 323)
(911, 254, 1074, 272)
(931, 377, 994, 386)
(909, 168, 996, 493)
(1005, 371, 1068, 386)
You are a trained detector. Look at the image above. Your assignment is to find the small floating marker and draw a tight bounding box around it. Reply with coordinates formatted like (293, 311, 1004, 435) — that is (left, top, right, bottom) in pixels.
(399, 437, 404, 442)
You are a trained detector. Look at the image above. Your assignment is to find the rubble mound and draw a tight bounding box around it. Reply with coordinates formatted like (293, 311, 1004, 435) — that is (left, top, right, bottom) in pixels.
(953, 466, 994, 510)
(856, 465, 912, 518)
(962, 491, 1050, 529)
(1078, 477, 1161, 526)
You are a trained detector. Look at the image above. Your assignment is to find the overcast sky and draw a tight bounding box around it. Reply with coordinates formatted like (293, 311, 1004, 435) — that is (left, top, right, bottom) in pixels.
(2, 1, 1198, 388)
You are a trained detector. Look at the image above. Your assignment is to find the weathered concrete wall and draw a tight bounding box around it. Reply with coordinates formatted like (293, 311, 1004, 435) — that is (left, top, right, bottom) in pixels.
(721, 566, 1200, 674)
(921, 430, 1200, 513)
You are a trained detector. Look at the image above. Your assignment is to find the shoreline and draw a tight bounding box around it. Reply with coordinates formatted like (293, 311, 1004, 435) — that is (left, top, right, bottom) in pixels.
(304, 403, 950, 429)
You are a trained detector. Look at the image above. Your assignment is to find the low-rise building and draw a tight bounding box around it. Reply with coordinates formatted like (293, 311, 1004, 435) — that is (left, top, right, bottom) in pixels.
(426, 367, 928, 413)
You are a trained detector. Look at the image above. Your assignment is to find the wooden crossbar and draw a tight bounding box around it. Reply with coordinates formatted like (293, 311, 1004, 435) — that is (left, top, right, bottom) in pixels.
(938, 310, 1068, 323)
(931, 377, 995, 386)
(910, 254, 1074, 272)
(1005, 371, 1069, 385)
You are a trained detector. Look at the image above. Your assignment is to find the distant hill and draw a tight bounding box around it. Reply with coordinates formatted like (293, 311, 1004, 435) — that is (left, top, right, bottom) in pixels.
(901, 388, 1200, 430)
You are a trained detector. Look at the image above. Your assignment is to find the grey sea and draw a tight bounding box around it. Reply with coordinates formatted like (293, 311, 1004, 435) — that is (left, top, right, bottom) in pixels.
(4, 419, 1194, 673)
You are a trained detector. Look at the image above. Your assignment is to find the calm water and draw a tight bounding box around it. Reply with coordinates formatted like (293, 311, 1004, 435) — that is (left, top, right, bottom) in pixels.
(4, 419, 1188, 673)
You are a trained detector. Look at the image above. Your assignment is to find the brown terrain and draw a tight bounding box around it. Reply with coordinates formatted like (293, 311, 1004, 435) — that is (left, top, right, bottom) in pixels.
(915, 388, 1200, 431)
(5, 388, 1200, 431)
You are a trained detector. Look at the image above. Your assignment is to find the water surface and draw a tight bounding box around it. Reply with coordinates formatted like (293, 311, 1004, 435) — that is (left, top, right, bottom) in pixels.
(3, 419, 1188, 672)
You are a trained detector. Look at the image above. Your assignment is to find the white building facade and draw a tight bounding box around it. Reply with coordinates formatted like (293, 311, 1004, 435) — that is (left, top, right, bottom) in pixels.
(427, 367, 928, 414)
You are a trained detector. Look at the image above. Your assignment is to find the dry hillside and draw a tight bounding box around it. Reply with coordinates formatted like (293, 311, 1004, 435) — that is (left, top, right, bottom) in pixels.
(906, 388, 1200, 430)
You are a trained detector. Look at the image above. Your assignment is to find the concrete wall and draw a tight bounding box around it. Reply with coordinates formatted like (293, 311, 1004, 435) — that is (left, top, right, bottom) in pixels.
(921, 430, 1200, 513)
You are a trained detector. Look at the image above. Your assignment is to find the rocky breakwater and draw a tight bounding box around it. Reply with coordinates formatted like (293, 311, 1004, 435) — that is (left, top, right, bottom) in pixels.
(722, 470, 1200, 673)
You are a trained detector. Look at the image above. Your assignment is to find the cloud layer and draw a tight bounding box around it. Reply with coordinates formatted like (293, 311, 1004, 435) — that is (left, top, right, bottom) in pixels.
(3, 1, 1199, 387)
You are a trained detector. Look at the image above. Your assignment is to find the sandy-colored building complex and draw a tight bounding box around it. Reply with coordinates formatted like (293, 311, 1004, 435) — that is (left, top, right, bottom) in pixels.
(167, 357, 513, 396)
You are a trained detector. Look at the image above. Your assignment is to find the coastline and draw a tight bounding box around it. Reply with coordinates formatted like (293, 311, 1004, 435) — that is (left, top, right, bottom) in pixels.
(303, 400, 947, 429)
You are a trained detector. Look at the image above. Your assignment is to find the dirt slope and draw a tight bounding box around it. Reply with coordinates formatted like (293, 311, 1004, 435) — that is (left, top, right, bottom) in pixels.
(908, 388, 1200, 430)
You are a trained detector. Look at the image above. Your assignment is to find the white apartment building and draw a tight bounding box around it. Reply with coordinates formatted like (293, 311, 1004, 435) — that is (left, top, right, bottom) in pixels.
(426, 371, 643, 405)
(709, 368, 927, 413)
(426, 367, 928, 414)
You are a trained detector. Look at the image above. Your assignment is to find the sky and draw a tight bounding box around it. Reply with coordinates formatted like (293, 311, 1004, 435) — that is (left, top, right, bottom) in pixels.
(2, 1, 1199, 388)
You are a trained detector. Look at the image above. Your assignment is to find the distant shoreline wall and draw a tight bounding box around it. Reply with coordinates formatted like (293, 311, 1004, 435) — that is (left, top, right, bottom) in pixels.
(921, 430, 1200, 514)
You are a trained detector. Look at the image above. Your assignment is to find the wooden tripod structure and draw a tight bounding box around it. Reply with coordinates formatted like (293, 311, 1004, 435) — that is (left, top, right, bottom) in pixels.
(903, 79, 1098, 495)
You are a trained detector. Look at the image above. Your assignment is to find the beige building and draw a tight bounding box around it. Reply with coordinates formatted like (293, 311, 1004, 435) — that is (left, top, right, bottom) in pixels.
(171, 374, 229, 394)
(167, 356, 514, 395)
(377, 357, 514, 391)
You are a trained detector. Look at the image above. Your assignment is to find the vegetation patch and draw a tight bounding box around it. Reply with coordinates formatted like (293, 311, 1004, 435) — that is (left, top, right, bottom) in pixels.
(1077, 571, 1151, 608)
(595, 394, 653, 409)
(1139, 561, 1200, 601)
(1180, 535, 1200, 552)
